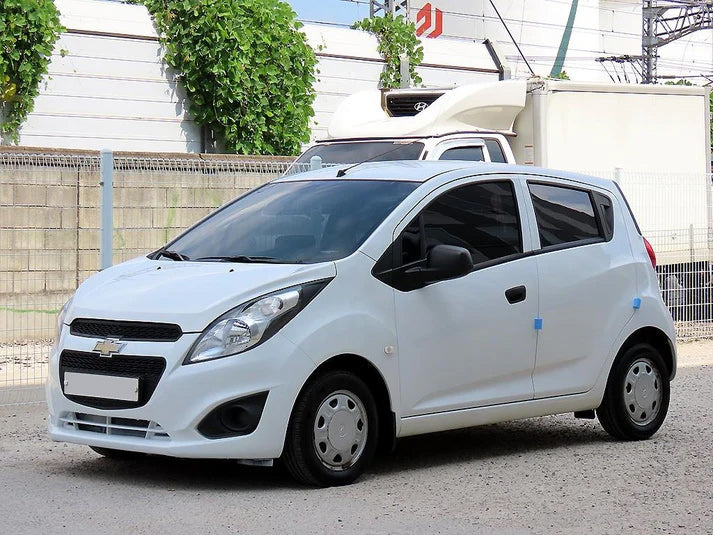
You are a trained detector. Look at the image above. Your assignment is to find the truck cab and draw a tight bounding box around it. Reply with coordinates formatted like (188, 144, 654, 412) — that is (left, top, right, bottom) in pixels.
(294, 82, 525, 169)
(294, 133, 514, 166)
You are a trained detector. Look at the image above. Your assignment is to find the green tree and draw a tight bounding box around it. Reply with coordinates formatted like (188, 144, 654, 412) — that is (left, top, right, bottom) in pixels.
(352, 14, 424, 88)
(0, 0, 63, 144)
(143, 0, 317, 155)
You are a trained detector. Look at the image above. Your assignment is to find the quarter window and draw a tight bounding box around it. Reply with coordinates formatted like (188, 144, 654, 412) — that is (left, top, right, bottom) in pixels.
(438, 146, 485, 162)
(529, 183, 602, 247)
(485, 139, 507, 163)
(401, 181, 522, 266)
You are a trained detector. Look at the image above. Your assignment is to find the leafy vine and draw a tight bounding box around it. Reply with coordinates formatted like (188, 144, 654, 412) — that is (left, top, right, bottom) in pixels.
(352, 13, 424, 88)
(0, 0, 63, 144)
(142, 0, 317, 155)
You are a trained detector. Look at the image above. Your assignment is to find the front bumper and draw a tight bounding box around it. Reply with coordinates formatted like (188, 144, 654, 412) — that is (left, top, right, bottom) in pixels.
(47, 329, 316, 459)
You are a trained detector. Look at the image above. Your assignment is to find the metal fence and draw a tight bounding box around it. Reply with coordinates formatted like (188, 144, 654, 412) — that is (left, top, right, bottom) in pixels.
(1, 153, 712, 402)
(0, 151, 296, 402)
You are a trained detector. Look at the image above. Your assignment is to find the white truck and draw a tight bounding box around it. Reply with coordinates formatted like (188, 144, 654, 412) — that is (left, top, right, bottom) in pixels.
(294, 78, 712, 314)
(296, 78, 711, 244)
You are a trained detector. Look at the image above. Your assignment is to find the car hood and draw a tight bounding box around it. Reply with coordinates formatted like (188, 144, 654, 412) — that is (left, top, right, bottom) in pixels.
(66, 256, 337, 332)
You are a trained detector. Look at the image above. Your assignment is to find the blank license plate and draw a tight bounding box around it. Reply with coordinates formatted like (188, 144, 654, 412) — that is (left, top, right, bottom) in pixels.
(64, 372, 139, 402)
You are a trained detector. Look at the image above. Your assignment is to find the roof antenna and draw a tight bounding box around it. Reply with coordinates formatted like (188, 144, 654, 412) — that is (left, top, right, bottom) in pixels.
(335, 140, 418, 177)
(488, 0, 535, 76)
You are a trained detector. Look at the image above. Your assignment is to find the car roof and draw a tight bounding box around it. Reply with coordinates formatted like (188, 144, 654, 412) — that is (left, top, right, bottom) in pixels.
(278, 160, 616, 191)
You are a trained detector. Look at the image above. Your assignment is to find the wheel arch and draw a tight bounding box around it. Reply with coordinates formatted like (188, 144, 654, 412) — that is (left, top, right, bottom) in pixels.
(296, 353, 397, 455)
(615, 326, 676, 380)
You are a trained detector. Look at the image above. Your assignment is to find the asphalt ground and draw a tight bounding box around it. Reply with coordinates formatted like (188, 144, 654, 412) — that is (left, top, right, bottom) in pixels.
(1, 342, 712, 534)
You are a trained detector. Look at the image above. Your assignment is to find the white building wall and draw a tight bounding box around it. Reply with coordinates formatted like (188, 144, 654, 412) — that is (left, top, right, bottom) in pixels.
(409, 0, 713, 83)
(19, 0, 201, 152)
(11, 0, 498, 152)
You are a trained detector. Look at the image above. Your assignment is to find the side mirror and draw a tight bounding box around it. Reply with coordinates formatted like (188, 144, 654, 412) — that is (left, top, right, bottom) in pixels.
(423, 244, 474, 283)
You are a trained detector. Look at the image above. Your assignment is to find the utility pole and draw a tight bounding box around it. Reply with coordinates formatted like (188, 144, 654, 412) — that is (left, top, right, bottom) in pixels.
(369, 0, 410, 19)
(642, 1, 713, 84)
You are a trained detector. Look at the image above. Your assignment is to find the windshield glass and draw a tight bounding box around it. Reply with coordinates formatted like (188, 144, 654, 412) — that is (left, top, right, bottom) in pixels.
(294, 141, 424, 166)
(160, 180, 419, 264)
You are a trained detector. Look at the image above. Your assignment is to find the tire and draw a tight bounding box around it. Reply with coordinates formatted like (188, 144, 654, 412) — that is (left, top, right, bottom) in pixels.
(597, 342, 670, 440)
(282, 370, 379, 487)
(89, 446, 146, 460)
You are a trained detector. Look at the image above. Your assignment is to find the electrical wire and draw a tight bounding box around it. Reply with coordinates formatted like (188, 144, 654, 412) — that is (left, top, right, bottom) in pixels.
(488, 0, 535, 75)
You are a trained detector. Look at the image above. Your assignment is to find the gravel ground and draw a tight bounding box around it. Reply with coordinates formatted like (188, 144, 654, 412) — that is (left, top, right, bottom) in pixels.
(1, 343, 712, 534)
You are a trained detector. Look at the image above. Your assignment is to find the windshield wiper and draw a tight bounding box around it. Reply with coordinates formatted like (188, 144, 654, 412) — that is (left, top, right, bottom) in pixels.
(155, 249, 189, 261)
(193, 255, 284, 263)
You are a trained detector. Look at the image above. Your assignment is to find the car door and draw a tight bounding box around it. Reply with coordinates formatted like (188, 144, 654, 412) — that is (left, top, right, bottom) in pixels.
(524, 180, 638, 398)
(383, 178, 539, 417)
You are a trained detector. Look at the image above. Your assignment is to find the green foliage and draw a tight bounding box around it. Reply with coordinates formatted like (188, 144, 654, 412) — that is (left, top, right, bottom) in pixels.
(352, 14, 424, 88)
(142, 0, 317, 155)
(664, 79, 693, 86)
(549, 70, 570, 80)
(0, 0, 63, 144)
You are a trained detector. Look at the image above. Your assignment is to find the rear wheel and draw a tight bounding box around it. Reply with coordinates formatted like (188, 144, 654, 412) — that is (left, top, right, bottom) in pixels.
(597, 343, 670, 440)
(283, 370, 378, 487)
(89, 446, 146, 460)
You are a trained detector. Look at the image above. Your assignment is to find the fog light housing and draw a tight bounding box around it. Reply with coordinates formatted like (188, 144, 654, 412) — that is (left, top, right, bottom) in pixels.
(197, 392, 269, 439)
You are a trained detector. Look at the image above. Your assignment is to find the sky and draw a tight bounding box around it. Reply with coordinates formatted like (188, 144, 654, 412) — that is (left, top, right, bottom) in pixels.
(285, 0, 367, 25)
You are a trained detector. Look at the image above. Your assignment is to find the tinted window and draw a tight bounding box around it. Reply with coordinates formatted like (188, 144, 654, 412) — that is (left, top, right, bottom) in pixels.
(485, 139, 507, 163)
(593, 192, 614, 240)
(401, 181, 522, 266)
(438, 146, 485, 162)
(529, 183, 601, 247)
(164, 180, 418, 264)
(294, 141, 424, 166)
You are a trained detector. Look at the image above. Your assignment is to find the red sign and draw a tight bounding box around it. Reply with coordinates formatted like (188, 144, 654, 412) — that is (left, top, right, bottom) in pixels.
(416, 3, 443, 39)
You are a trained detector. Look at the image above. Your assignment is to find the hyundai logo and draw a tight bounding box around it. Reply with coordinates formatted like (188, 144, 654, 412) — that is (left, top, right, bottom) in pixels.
(414, 101, 429, 112)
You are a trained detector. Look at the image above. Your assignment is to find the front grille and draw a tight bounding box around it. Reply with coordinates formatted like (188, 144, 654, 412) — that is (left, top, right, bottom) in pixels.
(385, 92, 444, 117)
(59, 412, 170, 440)
(70, 319, 182, 342)
(60, 350, 166, 409)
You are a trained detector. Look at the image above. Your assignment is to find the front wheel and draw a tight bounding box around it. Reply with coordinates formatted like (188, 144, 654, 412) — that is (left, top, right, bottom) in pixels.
(282, 371, 379, 487)
(597, 343, 670, 440)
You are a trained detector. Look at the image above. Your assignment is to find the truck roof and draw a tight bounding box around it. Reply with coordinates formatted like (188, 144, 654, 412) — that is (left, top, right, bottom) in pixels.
(327, 80, 527, 139)
(278, 160, 617, 191)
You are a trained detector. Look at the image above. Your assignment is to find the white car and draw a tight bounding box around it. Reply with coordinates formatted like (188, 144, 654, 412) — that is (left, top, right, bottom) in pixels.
(48, 161, 676, 486)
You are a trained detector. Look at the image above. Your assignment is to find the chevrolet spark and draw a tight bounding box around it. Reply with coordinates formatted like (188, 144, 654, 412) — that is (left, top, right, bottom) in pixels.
(48, 161, 676, 486)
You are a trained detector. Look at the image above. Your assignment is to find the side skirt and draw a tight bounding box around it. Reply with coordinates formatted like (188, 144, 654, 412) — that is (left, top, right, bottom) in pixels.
(398, 391, 601, 438)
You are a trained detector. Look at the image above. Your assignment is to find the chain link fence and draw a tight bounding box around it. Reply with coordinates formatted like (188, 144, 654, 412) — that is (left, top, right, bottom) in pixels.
(1, 152, 712, 403)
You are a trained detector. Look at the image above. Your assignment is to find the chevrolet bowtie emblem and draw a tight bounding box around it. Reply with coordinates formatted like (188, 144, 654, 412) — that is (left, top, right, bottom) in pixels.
(93, 338, 125, 357)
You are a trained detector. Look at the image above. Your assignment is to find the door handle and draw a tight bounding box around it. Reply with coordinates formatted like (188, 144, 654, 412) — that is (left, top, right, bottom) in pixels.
(505, 285, 526, 304)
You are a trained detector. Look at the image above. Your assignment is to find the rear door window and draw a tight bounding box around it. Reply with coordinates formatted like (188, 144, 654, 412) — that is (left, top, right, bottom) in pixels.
(528, 183, 602, 247)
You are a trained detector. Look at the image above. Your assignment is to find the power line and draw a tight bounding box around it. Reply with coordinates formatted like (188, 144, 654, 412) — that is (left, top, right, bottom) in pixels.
(488, 0, 535, 75)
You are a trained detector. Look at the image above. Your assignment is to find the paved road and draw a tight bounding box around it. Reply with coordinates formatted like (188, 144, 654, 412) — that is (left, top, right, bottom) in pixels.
(1, 344, 712, 534)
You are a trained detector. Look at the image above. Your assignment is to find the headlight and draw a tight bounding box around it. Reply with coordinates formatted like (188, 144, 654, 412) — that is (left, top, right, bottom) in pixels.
(53, 297, 73, 349)
(184, 280, 331, 364)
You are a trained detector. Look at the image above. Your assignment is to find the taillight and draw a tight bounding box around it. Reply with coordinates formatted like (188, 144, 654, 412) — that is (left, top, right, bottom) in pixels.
(643, 237, 656, 269)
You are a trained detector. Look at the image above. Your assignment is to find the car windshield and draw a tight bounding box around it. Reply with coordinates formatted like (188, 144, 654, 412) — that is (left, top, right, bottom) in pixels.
(294, 141, 425, 168)
(158, 180, 419, 264)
